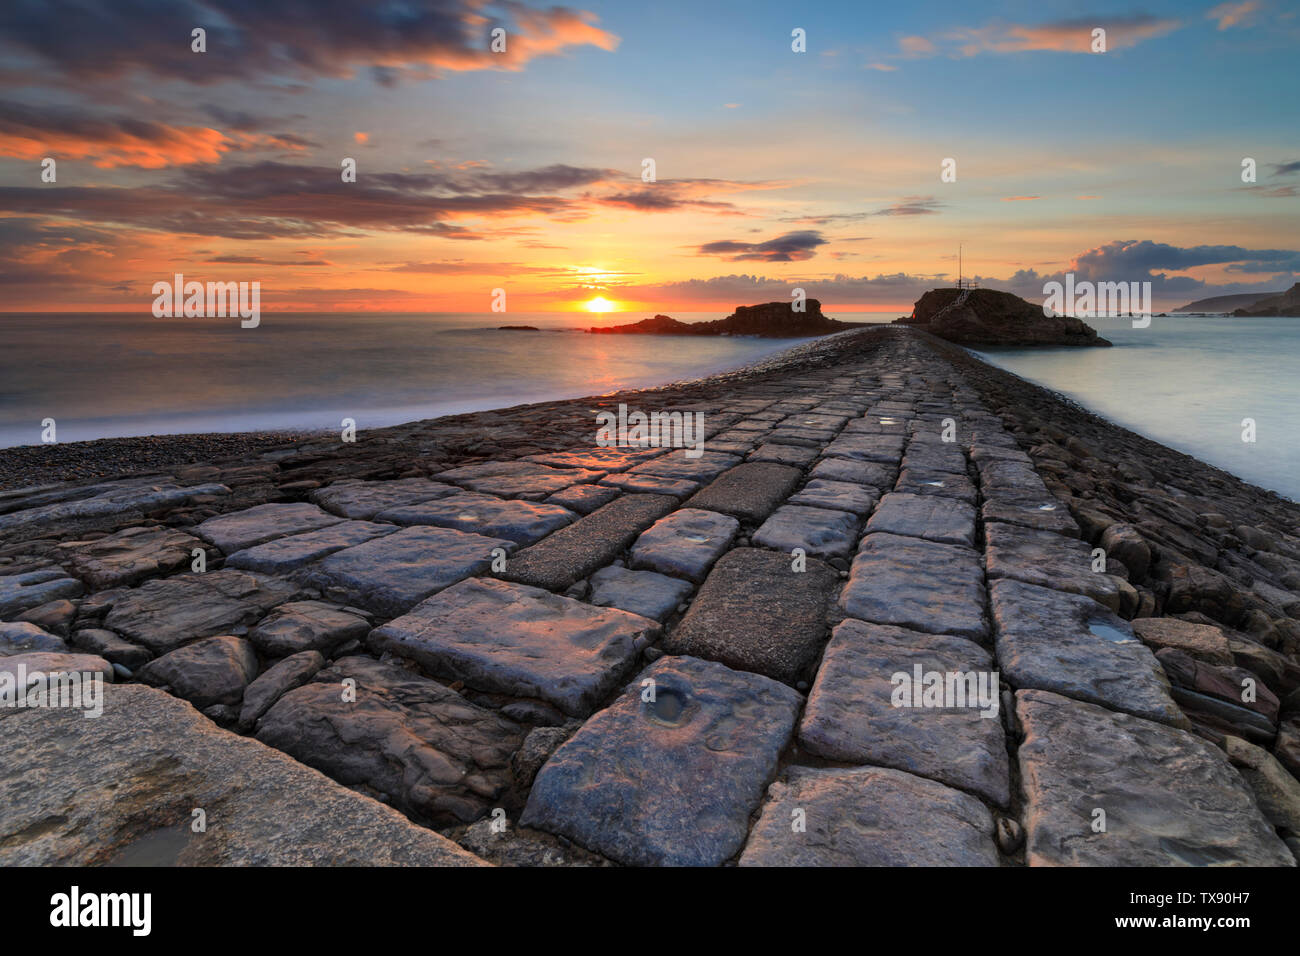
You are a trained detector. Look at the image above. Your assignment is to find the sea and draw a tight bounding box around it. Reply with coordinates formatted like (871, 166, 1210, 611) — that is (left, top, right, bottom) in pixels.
(2, 311, 1297, 503)
(970, 315, 1300, 502)
(0, 311, 845, 447)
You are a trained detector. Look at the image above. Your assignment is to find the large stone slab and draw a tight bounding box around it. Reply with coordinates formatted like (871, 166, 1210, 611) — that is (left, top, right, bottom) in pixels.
(0, 651, 114, 689)
(196, 502, 344, 553)
(521, 655, 801, 866)
(58, 526, 206, 589)
(900, 440, 967, 475)
(543, 482, 620, 515)
(664, 548, 839, 685)
(982, 499, 1080, 536)
(1131, 617, 1233, 665)
(369, 577, 659, 717)
(0, 479, 229, 540)
(629, 508, 739, 582)
(588, 566, 693, 622)
(752, 504, 860, 561)
(991, 579, 1184, 725)
(684, 462, 803, 523)
(500, 494, 677, 592)
(747, 442, 819, 467)
(978, 459, 1051, 504)
(377, 492, 576, 546)
(436, 461, 603, 500)
(257, 655, 523, 826)
(0, 621, 67, 656)
(525, 447, 662, 472)
(628, 449, 742, 483)
(301, 526, 514, 617)
(225, 520, 397, 574)
(808, 456, 895, 489)
(103, 569, 301, 654)
(841, 533, 988, 642)
(865, 493, 976, 547)
(821, 433, 906, 464)
(787, 479, 877, 517)
(0, 569, 84, 619)
(309, 478, 458, 519)
(894, 466, 978, 503)
(1016, 689, 1294, 866)
(0, 683, 485, 865)
(599, 472, 700, 498)
(800, 620, 1009, 805)
(985, 522, 1122, 613)
(247, 600, 371, 656)
(137, 635, 260, 709)
(738, 766, 999, 867)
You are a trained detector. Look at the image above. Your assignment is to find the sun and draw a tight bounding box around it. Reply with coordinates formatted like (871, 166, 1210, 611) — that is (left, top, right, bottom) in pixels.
(584, 296, 616, 313)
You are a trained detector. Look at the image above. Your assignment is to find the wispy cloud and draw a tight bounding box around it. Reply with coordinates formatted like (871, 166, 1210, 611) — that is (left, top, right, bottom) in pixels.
(1208, 1, 1261, 30)
(697, 230, 828, 262)
(0, 0, 619, 84)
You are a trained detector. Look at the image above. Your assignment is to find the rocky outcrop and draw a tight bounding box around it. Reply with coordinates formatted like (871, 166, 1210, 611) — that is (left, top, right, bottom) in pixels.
(897, 287, 1111, 347)
(589, 300, 858, 337)
(1233, 282, 1300, 317)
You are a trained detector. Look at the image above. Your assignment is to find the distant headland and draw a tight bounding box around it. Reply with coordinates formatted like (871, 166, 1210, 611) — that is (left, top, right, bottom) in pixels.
(894, 286, 1111, 347)
(587, 299, 861, 338)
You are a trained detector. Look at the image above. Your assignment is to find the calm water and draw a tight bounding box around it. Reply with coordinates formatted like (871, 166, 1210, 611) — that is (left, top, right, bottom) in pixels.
(972, 315, 1300, 502)
(0, 312, 878, 448)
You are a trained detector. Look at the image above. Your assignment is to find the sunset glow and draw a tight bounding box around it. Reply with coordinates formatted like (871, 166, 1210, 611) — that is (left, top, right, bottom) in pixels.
(584, 297, 617, 313)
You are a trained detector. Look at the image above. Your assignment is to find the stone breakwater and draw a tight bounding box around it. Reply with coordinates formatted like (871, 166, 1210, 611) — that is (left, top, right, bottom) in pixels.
(1, 326, 1297, 866)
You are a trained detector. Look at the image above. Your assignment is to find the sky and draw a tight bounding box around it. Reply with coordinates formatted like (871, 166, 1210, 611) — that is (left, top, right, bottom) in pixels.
(0, 0, 1297, 314)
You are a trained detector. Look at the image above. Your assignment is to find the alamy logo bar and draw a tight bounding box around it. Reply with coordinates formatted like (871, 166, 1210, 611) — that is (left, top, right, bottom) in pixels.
(596, 403, 705, 458)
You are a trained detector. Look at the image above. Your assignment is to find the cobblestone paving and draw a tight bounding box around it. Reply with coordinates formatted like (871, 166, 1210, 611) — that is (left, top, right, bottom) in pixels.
(2, 327, 1296, 866)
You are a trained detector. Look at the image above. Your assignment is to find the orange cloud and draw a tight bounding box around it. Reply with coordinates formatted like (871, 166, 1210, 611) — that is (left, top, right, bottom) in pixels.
(1, 124, 230, 169)
(1208, 1, 1261, 30)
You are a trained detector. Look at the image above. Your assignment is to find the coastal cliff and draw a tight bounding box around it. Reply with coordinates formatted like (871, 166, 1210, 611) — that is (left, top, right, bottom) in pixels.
(896, 287, 1112, 347)
(589, 299, 858, 337)
(1233, 283, 1300, 317)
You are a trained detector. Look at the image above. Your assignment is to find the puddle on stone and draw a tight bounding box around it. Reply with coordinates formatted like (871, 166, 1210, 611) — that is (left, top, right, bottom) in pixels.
(1087, 620, 1134, 644)
(1038, 504, 1057, 512)
(878, 418, 901, 425)
(681, 534, 711, 543)
(923, 480, 945, 487)
(103, 822, 194, 867)
(648, 688, 689, 725)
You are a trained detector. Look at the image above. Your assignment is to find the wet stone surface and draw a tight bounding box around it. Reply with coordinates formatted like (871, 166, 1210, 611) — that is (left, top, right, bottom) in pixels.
(309, 478, 457, 520)
(225, 520, 397, 574)
(196, 503, 344, 554)
(787, 479, 877, 517)
(739, 765, 1000, 867)
(865, 493, 976, 548)
(257, 655, 524, 827)
(841, 533, 988, 642)
(629, 508, 739, 583)
(985, 522, 1123, 613)
(752, 504, 860, 561)
(370, 577, 659, 717)
(103, 569, 302, 654)
(521, 655, 802, 866)
(1016, 689, 1294, 866)
(799, 619, 1010, 806)
(377, 492, 576, 546)
(991, 578, 1185, 726)
(301, 525, 514, 617)
(588, 565, 694, 623)
(58, 526, 206, 590)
